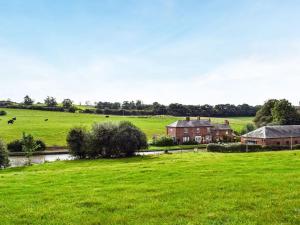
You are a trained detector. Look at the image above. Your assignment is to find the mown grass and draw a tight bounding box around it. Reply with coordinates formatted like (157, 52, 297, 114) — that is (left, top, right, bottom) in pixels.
(0, 151, 299, 225)
(0, 109, 253, 146)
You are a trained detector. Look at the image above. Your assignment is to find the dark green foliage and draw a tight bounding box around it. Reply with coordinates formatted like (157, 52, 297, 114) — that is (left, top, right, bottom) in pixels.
(152, 136, 175, 147)
(7, 139, 46, 152)
(7, 140, 23, 152)
(66, 127, 88, 159)
(207, 143, 298, 153)
(241, 123, 256, 135)
(67, 121, 148, 158)
(0, 110, 7, 116)
(182, 140, 199, 145)
(22, 133, 40, 164)
(0, 139, 9, 168)
(68, 106, 76, 113)
(44, 96, 58, 107)
(254, 99, 300, 127)
(35, 140, 46, 151)
(23, 95, 34, 105)
(62, 99, 73, 109)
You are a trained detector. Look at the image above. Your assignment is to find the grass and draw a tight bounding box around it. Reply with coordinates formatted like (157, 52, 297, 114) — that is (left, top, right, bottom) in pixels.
(0, 108, 253, 146)
(0, 151, 300, 224)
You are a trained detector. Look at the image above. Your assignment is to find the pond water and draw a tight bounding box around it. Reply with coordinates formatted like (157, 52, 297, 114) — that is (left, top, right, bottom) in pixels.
(8, 149, 195, 167)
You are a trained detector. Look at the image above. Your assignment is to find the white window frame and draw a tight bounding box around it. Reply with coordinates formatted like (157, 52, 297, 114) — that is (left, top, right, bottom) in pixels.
(183, 136, 190, 143)
(195, 136, 202, 143)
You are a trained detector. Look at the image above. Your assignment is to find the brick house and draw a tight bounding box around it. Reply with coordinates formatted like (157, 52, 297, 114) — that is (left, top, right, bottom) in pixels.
(241, 125, 300, 146)
(166, 117, 233, 144)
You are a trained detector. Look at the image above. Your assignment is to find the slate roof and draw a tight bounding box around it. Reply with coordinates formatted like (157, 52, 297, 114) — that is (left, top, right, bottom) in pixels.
(212, 123, 231, 130)
(242, 125, 300, 139)
(167, 120, 213, 128)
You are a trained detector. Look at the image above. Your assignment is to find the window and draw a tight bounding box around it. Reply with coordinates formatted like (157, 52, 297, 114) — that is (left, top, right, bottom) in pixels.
(277, 142, 280, 145)
(226, 131, 229, 135)
(170, 128, 173, 132)
(286, 141, 290, 145)
(183, 137, 190, 143)
(195, 136, 202, 143)
(295, 141, 298, 144)
(207, 127, 211, 133)
(184, 128, 188, 133)
(196, 128, 200, 133)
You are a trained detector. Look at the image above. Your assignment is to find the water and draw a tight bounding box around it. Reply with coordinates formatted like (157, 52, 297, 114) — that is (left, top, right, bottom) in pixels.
(8, 149, 196, 167)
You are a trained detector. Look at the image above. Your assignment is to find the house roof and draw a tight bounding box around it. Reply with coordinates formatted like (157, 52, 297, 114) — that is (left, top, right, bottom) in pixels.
(242, 125, 300, 139)
(167, 120, 213, 128)
(212, 123, 231, 130)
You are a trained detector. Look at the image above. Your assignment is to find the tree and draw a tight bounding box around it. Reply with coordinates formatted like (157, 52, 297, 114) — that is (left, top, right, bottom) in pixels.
(62, 99, 73, 109)
(44, 96, 57, 107)
(254, 99, 279, 127)
(241, 123, 256, 135)
(67, 127, 88, 159)
(23, 95, 34, 105)
(271, 99, 300, 125)
(21, 133, 40, 165)
(0, 139, 9, 168)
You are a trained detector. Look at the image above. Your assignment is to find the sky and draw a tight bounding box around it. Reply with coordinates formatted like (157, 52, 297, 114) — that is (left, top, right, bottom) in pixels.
(0, 0, 300, 106)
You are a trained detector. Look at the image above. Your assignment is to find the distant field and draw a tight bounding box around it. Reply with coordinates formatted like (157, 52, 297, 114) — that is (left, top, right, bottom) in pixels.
(0, 151, 299, 225)
(0, 109, 253, 146)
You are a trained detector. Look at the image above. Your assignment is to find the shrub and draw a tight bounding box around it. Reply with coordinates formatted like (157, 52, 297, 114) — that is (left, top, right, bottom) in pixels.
(152, 136, 175, 146)
(7, 140, 23, 152)
(68, 106, 76, 113)
(35, 140, 46, 151)
(111, 121, 148, 157)
(207, 143, 262, 153)
(0, 110, 7, 116)
(67, 121, 148, 159)
(66, 127, 88, 159)
(0, 139, 9, 168)
(7, 139, 46, 152)
(182, 140, 198, 145)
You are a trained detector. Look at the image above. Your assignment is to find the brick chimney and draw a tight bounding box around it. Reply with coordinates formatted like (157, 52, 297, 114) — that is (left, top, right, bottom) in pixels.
(186, 117, 190, 121)
(224, 120, 229, 125)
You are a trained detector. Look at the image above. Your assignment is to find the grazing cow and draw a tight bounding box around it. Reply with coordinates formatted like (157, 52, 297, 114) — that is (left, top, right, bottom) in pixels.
(105, 115, 109, 118)
(45, 119, 48, 121)
(7, 119, 14, 124)
(12, 117, 16, 120)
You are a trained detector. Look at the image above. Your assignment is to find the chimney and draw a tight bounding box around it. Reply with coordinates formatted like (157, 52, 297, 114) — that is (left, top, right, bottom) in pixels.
(224, 120, 229, 125)
(197, 116, 201, 120)
(186, 117, 190, 121)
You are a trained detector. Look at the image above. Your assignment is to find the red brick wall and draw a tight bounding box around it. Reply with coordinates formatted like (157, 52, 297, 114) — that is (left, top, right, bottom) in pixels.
(241, 137, 300, 146)
(167, 127, 232, 144)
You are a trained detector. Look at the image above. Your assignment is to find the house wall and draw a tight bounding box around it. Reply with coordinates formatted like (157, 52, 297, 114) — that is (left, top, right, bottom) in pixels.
(241, 137, 300, 146)
(167, 127, 232, 144)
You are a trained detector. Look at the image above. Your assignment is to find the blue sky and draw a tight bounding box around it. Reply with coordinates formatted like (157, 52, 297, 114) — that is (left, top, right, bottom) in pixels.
(1, 0, 300, 105)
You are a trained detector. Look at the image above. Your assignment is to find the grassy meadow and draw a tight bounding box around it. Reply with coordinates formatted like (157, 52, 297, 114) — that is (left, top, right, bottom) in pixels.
(0, 108, 253, 146)
(0, 151, 299, 225)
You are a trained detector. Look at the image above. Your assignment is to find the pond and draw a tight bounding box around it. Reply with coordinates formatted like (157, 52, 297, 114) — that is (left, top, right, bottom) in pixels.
(8, 149, 195, 167)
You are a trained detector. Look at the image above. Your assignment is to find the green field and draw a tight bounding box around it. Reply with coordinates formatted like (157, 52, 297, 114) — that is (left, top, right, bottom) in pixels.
(0, 151, 299, 224)
(0, 109, 253, 146)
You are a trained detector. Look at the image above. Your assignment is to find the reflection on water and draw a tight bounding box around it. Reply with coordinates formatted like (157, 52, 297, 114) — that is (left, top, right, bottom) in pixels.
(8, 149, 195, 167)
(9, 154, 74, 167)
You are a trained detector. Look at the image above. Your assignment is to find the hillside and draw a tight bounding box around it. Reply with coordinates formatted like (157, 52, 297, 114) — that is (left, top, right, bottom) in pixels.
(0, 151, 299, 225)
(0, 109, 253, 146)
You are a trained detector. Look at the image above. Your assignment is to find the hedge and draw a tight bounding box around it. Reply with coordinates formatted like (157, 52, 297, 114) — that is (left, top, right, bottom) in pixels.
(206, 143, 299, 153)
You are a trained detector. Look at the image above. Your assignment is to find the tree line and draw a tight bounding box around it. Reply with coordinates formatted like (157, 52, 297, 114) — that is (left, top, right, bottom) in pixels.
(0, 95, 260, 117)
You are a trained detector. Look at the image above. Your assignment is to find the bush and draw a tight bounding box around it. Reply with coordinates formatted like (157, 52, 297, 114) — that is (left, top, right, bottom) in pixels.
(182, 140, 198, 145)
(0, 110, 7, 116)
(67, 127, 88, 159)
(152, 136, 175, 146)
(35, 140, 46, 151)
(68, 106, 76, 113)
(67, 121, 148, 159)
(7, 139, 46, 152)
(207, 143, 262, 153)
(0, 139, 9, 168)
(7, 140, 23, 152)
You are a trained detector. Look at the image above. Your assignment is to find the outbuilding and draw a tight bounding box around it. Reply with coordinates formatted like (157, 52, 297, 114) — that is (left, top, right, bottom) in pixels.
(241, 125, 300, 146)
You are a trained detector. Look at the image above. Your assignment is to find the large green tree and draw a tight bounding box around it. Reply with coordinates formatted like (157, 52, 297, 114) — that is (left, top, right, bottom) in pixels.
(254, 99, 300, 127)
(271, 99, 300, 125)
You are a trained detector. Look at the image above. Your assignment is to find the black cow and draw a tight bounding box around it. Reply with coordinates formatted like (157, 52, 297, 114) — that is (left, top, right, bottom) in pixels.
(12, 117, 16, 120)
(7, 119, 14, 124)
(45, 119, 48, 121)
(105, 115, 110, 118)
